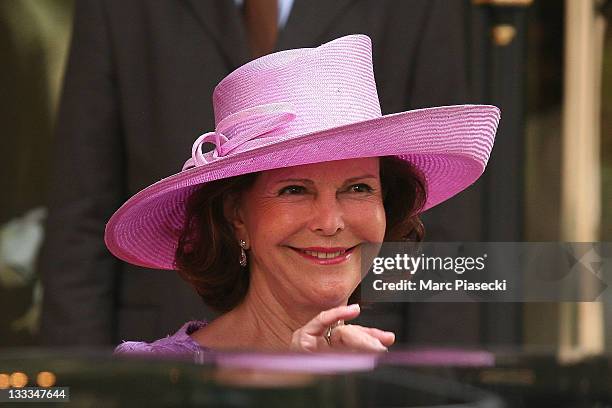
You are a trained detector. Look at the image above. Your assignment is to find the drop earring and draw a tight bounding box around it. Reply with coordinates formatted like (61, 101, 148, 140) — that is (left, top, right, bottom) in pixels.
(239, 239, 248, 267)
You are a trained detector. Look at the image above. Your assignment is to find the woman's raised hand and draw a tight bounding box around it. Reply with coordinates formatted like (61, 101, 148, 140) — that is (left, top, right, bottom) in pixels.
(290, 304, 395, 352)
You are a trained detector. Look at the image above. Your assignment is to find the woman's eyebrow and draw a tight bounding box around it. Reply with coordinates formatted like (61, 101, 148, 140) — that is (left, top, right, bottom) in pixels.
(274, 178, 315, 185)
(274, 174, 378, 185)
(343, 174, 378, 184)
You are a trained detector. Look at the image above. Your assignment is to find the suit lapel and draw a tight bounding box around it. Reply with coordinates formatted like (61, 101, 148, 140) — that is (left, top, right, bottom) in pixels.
(183, 0, 251, 68)
(277, 0, 355, 49)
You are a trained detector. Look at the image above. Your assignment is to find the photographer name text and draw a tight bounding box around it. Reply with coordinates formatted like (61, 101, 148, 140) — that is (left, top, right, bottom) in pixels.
(372, 279, 507, 292)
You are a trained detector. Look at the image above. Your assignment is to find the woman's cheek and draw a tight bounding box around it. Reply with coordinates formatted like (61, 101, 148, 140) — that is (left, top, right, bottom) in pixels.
(347, 200, 386, 240)
(373, 206, 387, 240)
(257, 201, 312, 230)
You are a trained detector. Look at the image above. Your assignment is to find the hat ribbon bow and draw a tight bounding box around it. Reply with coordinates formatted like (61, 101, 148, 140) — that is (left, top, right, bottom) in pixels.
(182, 103, 296, 170)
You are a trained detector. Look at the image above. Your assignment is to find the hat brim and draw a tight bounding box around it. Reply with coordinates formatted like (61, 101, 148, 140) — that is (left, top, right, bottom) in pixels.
(105, 104, 500, 269)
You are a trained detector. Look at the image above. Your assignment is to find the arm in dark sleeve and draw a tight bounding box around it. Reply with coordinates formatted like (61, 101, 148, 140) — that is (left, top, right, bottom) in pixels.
(407, 0, 470, 108)
(39, 0, 124, 346)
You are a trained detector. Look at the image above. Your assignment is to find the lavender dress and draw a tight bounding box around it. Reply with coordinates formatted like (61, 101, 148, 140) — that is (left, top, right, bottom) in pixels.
(114, 320, 209, 358)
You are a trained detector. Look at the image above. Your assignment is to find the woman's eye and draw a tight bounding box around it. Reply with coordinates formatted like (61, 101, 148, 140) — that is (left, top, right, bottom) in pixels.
(348, 183, 374, 193)
(279, 185, 306, 195)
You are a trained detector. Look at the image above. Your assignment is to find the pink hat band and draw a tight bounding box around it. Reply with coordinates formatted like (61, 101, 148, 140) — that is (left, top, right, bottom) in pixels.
(183, 102, 297, 169)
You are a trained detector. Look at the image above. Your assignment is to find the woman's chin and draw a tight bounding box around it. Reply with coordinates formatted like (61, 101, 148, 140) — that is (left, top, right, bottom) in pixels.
(305, 284, 358, 308)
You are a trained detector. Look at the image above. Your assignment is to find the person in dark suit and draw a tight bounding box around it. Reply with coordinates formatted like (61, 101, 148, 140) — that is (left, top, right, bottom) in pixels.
(39, 0, 470, 346)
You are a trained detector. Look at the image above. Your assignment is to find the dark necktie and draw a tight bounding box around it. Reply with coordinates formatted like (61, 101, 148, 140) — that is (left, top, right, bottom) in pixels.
(243, 0, 278, 58)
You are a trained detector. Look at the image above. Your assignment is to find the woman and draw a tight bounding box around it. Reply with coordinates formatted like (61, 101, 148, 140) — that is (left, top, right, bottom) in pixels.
(106, 34, 500, 355)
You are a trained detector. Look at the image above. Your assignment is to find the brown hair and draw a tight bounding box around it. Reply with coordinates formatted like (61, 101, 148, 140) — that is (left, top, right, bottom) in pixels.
(175, 156, 427, 312)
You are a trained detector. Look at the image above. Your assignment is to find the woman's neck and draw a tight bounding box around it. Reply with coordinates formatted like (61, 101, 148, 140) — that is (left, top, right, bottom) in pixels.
(192, 280, 333, 351)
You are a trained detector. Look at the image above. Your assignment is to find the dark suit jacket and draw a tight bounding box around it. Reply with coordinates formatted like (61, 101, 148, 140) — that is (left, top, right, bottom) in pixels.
(39, 0, 472, 345)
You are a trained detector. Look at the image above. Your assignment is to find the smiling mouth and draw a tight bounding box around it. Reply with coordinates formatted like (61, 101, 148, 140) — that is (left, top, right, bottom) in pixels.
(289, 245, 358, 260)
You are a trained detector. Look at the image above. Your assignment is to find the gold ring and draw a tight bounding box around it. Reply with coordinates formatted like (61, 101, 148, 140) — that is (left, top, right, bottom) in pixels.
(324, 320, 342, 347)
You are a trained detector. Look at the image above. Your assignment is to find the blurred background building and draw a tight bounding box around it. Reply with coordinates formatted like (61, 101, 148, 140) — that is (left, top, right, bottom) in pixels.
(0, 0, 610, 352)
(1, 0, 73, 347)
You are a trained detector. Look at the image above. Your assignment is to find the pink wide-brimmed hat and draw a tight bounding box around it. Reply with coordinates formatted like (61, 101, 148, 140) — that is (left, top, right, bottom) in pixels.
(105, 34, 500, 270)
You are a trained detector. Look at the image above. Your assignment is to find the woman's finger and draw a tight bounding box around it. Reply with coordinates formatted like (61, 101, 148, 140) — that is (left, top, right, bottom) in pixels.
(333, 324, 388, 352)
(300, 304, 361, 337)
(345, 325, 396, 347)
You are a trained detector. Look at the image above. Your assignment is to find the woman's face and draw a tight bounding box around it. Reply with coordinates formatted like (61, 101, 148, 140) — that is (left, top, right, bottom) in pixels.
(231, 157, 386, 309)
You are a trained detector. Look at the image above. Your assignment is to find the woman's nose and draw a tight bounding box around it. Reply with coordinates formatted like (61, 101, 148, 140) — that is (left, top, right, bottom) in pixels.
(308, 194, 345, 236)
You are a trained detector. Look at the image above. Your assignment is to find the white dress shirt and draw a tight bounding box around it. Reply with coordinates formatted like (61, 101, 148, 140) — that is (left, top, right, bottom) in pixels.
(233, 0, 295, 29)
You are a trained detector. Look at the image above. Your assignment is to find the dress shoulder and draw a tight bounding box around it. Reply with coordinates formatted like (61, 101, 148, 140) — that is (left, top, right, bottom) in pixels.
(114, 320, 208, 356)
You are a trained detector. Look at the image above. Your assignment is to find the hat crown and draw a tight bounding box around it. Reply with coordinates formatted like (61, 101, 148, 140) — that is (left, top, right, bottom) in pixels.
(211, 35, 382, 139)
